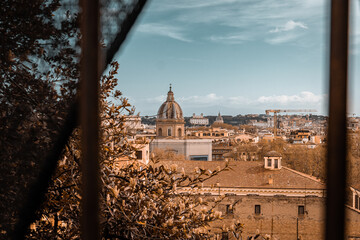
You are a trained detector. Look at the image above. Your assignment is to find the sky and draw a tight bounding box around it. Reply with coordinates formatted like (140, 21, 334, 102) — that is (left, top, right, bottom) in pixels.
(114, 0, 360, 117)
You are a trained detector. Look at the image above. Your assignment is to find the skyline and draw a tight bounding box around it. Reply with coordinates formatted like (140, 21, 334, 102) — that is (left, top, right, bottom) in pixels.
(115, 0, 360, 117)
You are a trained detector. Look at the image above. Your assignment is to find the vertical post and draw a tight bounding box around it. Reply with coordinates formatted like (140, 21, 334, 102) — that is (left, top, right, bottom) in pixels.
(80, 0, 100, 239)
(326, 0, 349, 239)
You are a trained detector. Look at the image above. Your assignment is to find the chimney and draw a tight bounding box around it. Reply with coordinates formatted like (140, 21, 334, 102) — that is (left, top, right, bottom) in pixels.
(268, 176, 273, 185)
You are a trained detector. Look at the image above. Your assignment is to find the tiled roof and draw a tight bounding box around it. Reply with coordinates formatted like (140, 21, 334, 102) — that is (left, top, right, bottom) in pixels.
(157, 160, 325, 190)
(265, 151, 282, 157)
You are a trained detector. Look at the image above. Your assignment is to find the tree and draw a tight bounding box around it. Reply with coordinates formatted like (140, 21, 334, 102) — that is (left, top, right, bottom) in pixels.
(256, 139, 327, 180)
(0, 0, 78, 234)
(24, 63, 243, 239)
(1, 2, 244, 238)
(151, 148, 187, 161)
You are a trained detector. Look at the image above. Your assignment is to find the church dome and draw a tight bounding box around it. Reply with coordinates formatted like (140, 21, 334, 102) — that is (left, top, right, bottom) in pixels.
(157, 85, 183, 120)
(215, 112, 224, 123)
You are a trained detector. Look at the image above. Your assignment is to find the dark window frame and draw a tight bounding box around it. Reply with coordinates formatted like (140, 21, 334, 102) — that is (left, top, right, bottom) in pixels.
(267, 158, 272, 167)
(274, 159, 278, 168)
(255, 204, 261, 215)
(298, 205, 305, 215)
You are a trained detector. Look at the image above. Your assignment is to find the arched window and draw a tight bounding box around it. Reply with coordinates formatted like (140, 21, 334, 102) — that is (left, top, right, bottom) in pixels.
(168, 128, 171, 136)
(178, 128, 182, 137)
(158, 128, 162, 136)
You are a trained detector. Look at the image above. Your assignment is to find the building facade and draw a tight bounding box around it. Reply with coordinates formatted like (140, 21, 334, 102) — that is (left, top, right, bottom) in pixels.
(190, 113, 209, 126)
(160, 151, 360, 240)
(150, 139, 213, 161)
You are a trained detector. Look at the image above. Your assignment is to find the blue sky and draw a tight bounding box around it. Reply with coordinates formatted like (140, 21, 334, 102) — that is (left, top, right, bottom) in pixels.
(115, 0, 360, 117)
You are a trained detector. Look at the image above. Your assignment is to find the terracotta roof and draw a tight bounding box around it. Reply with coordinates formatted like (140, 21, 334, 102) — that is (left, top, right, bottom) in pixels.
(157, 160, 325, 190)
(265, 151, 282, 157)
(236, 145, 258, 152)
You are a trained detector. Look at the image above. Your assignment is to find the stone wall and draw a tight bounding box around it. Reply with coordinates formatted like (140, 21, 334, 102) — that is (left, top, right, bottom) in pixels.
(207, 195, 325, 240)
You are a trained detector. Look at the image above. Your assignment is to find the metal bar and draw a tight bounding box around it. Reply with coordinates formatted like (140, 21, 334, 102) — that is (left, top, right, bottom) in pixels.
(80, 0, 100, 239)
(326, 0, 349, 239)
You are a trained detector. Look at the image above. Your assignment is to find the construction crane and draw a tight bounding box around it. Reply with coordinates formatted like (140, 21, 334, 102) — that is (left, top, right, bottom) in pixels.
(265, 109, 317, 137)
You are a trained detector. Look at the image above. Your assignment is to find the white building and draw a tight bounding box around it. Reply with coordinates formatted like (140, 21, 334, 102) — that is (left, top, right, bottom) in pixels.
(190, 113, 209, 126)
(124, 114, 142, 132)
(150, 139, 213, 161)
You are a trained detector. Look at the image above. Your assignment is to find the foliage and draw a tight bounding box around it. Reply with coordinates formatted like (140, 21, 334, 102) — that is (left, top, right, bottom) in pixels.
(0, 0, 78, 233)
(251, 132, 360, 185)
(256, 139, 326, 180)
(150, 148, 186, 162)
(1, 2, 244, 238)
(25, 63, 243, 239)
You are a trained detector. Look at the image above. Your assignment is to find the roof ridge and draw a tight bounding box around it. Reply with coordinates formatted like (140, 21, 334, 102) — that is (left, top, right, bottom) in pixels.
(282, 166, 324, 184)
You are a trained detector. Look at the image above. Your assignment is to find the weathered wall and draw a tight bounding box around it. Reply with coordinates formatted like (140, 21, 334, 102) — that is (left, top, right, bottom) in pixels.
(207, 195, 326, 240)
(345, 206, 360, 239)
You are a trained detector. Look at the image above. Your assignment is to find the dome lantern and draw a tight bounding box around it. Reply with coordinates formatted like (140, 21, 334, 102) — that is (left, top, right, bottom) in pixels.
(157, 85, 183, 120)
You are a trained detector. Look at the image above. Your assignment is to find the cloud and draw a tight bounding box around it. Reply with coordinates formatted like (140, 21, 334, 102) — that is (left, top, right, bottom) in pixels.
(265, 33, 300, 44)
(178, 93, 224, 105)
(151, 0, 237, 11)
(149, 91, 324, 107)
(145, 0, 323, 46)
(209, 34, 252, 44)
(265, 20, 309, 44)
(257, 91, 324, 105)
(136, 23, 191, 42)
(139, 91, 326, 115)
(269, 20, 308, 33)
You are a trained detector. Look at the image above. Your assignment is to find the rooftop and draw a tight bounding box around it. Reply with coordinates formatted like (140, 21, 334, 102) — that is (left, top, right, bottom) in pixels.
(157, 160, 325, 190)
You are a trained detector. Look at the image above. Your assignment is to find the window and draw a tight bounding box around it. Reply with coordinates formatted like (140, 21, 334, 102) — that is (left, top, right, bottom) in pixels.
(178, 128, 181, 137)
(167, 128, 171, 136)
(274, 159, 278, 168)
(158, 128, 162, 136)
(298, 205, 305, 215)
(355, 195, 360, 210)
(255, 205, 261, 215)
(226, 204, 233, 214)
(267, 158, 272, 167)
(135, 151, 142, 160)
(190, 155, 208, 161)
